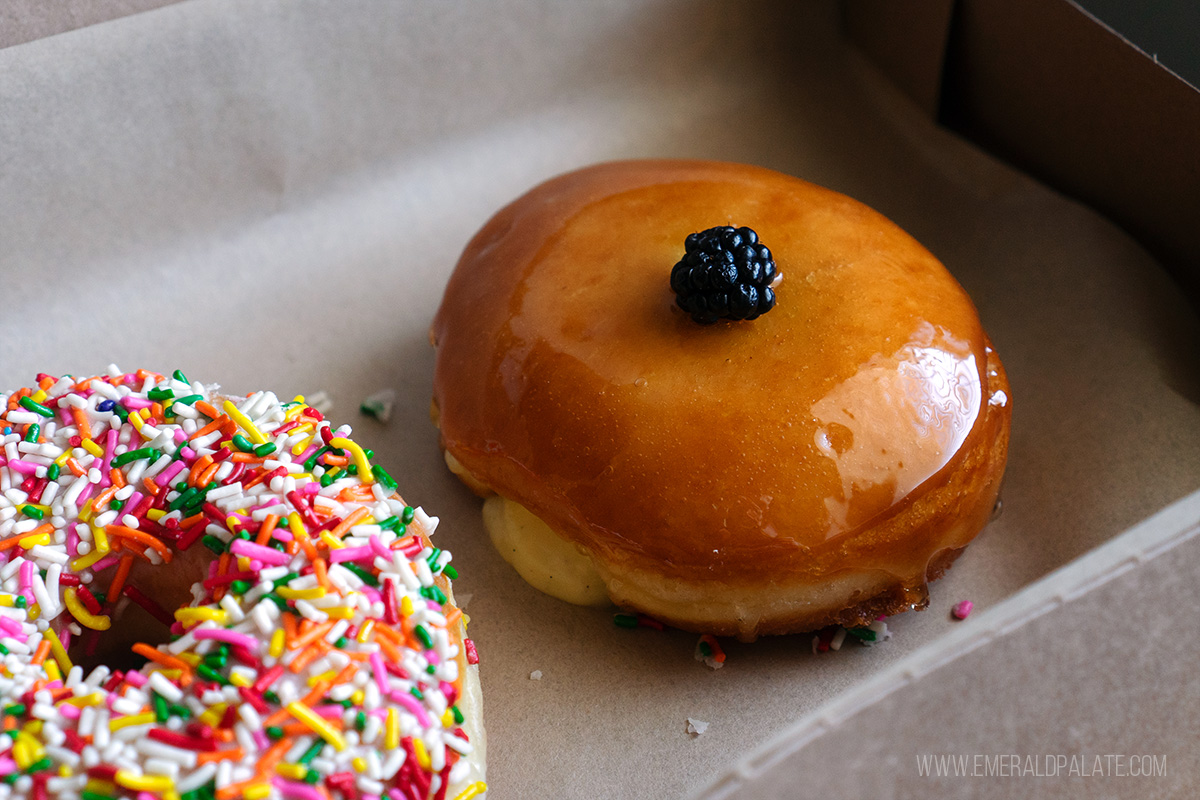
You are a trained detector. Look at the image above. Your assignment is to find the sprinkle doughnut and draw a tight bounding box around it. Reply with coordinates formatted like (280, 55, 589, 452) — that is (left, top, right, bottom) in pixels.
(0, 370, 486, 800)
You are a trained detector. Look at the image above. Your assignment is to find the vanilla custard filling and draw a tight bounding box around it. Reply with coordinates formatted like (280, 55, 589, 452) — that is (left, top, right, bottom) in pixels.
(481, 496, 610, 607)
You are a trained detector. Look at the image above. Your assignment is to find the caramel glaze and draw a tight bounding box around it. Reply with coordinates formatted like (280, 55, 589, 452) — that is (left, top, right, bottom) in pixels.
(432, 160, 1010, 601)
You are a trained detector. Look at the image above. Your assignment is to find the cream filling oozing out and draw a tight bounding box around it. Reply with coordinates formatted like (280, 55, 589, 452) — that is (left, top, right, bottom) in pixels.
(481, 496, 610, 607)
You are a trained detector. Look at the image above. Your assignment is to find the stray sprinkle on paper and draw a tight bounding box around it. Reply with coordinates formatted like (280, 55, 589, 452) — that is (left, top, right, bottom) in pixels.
(360, 388, 396, 422)
(306, 389, 334, 414)
(686, 718, 709, 736)
(529, 670, 543, 681)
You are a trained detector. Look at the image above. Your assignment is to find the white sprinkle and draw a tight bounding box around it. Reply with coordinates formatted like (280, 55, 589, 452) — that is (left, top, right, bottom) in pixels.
(529, 670, 543, 681)
(686, 718, 709, 736)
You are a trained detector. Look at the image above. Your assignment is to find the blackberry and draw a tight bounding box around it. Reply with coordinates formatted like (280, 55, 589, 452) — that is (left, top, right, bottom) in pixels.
(670, 225, 777, 324)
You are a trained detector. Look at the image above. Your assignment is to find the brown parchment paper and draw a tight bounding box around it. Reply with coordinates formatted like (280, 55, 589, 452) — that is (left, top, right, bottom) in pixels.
(1, 2, 1198, 798)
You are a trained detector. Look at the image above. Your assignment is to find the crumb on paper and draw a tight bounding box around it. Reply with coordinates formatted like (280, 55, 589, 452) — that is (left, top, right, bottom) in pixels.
(686, 718, 709, 736)
(360, 388, 396, 422)
(529, 670, 543, 681)
(814, 619, 893, 653)
(306, 390, 334, 414)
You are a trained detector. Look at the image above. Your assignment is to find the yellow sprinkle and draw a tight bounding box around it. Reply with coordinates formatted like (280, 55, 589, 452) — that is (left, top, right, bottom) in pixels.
(319, 531, 343, 551)
(80, 438, 104, 458)
(115, 770, 174, 792)
(223, 400, 267, 444)
(176, 652, 201, 667)
(269, 629, 286, 658)
(287, 512, 307, 539)
(229, 672, 252, 689)
(385, 708, 399, 751)
(453, 782, 488, 800)
(441, 709, 455, 728)
(325, 606, 354, 620)
(92, 524, 110, 555)
(291, 434, 316, 456)
(59, 764, 71, 778)
(0, 594, 22, 607)
(356, 620, 375, 643)
(18, 532, 50, 550)
(329, 437, 373, 483)
(412, 736, 431, 770)
(244, 782, 272, 800)
(31, 390, 46, 404)
(110, 712, 155, 731)
(146, 508, 165, 521)
(19, 720, 43, 736)
(43, 660, 62, 683)
(64, 693, 106, 707)
(11, 738, 32, 770)
(199, 703, 227, 728)
(352, 756, 368, 773)
(307, 670, 338, 687)
(69, 548, 107, 572)
(43, 627, 73, 672)
(84, 779, 118, 795)
(174, 607, 227, 625)
(128, 409, 145, 432)
(350, 690, 365, 706)
(53, 450, 71, 467)
(63, 587, 112, 631)
(286, 700, 347, 751)
(274, 763, 307, 780)
(400, 596, 414, 617)
(277, 586, 326, 601)
(77, 500, 95, 523)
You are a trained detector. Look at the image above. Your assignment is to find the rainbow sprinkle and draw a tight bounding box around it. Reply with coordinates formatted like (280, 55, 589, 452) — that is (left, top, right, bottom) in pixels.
(0, 369, 486, 800)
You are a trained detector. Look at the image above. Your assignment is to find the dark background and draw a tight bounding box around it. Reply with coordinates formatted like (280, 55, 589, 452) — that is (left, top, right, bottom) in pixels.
(1076, 0, 1200, 88)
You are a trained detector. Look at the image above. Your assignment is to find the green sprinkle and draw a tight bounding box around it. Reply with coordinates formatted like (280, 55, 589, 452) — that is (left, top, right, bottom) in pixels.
(303, 446, 331, 472)
(173, 369, 190, 384)
(265, 725, 285, 740)
(230, 580, 251, 594)
(153, 692, 170, 723)
(263, 594, 288, 611)
(2, 773, 19, 785)
(319, 470, 338, 488)
(414, 625, 433, 649)
(299, 739, 325, 764)
(175, 394, 203, 406)
(46, 463, 60, 481)
(303, 769, 320, 785)
(170, 485, 202, 511)
(426, 548, 442, 567)
(13, 596, 25, 609)
(203, 651, 227, 670)
(148, 387, 175, 401)
(112, 446, 159, 467)
(3, 703, 26, 716)
(110, 498, 123, 511)
(334, 637, 348, 649)
(372, 465, 398, 491)
(378, 516, 402, 532)
(698, 641, 713, 657)
(24, 423, 40, 443)
(847, 627, 877, 642)
(272, 573, 300, 589)
(19, 505, 44, 521)
(452, 705, 464, 724)
(81, 792, 116, 800)
(342, 563, 378, 587)
(355, 710, 367, 731)
(196, 664, 228, 684)
(345, 464, 358, 476)
(253, 442, 277, 457)
(201, 535, 228, 555)
(420, 585, 447, 605)
(168, 703, 192, 719)
(426, 664, 437, 675)
(443, 565, 459, 580)
(231, 434, 255, 453)
(401, 506, 416, 524)
(25, 757, 52, 774)
(0, 643, 8, 655)
(112, 404, 129, 422)
(613, 613, 639, 629)
(18, 396, 54, 418)
(409, 686, 424, 700)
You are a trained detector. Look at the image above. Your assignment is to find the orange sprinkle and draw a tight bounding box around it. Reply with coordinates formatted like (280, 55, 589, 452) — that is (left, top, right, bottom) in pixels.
(297, 533, 319, 562)
(194, 400, 221, 419)
(0, 533, 32, 551)
(229, 453, 266, 464)
(287, 642, 328, 674)
(31, 640, 51, 666)
(37, 375, 55, 391)
(187, 455, 214, 487)
(197, 747, 245, 765)
(131, 643, 194, 686)
(142, 477, 161, 496)
(312, 558, 333, 593)
(321, 455, 350, 467)
(329, 507, 370, 540)
(289, 620, 335, 651)
(444, 605, 463, 630)
(180, 512, 207, 529)
(108, 554, 134, 599)
(197, 461, 220, 487)
(254, 514, 280, 547)
(70, 407, 93, 441)
(109, 468, 127, 489)
(150, 401, 164, 420)
(93, 485, 119, 511)
(107, 525, 173, 562)
(65, 458, 86, 477)
(282, 612, 300, 644)
(243, 467, 277, 490)
(376, 634, 406, 665)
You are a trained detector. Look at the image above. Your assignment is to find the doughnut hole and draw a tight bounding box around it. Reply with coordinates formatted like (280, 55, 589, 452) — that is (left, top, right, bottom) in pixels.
(68, 545, 217, 672)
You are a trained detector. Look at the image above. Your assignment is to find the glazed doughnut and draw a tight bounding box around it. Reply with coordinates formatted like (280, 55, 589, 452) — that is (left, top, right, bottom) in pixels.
(0, 370, 485, 800)
(431, 159, 1010, 640)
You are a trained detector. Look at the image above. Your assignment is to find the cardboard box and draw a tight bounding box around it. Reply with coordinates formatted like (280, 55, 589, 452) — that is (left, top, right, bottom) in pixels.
(1, 2, 1197, 797)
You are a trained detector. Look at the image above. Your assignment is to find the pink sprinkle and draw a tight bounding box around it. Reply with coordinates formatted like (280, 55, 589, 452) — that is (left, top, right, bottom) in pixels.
(230, 539, 291, 566)
(19, 561, 34, 593)
(273, 779, 323, 800)
(155, 461, 187, 488)
(58, 704, 81, 720)
(124, 671, 148, 688)
(0, 617, 23, 636)
(369, 650, 389, 695)
(368, 534, 391, 560)
(388, 689, 432, 727)
(952, 600, 974, 620)
(5, 459, 40, 476)
(329, 545, 373, 564)
(192, 628, 259, 651)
